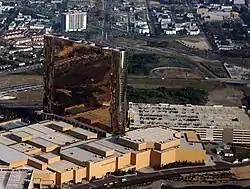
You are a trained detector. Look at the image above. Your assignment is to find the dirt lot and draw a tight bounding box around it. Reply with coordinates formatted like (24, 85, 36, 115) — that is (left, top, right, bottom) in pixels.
(177, 36, 211, 50)
(0, 75, 43, 88)
(151, 67, 202, 78)
(128, 78, 224, 91)
(128, 78, 246, 107)
(111, 37, 147, 46)
(232, 166, 250, 179)
(207, 87, 244, 107)
(10, 90, 44, 101)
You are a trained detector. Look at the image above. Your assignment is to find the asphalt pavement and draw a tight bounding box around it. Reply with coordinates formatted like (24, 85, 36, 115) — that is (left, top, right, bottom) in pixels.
(0, 84, 43, 95)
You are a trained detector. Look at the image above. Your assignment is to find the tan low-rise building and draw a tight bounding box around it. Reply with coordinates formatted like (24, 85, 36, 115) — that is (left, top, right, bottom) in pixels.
(0, 119, 206, 188)
(61, 126, 206, 180)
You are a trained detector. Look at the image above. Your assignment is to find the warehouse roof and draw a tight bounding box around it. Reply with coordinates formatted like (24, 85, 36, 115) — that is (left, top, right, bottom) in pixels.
(40, 132, 79, 145)
(0, 143, 28, 164)
(61, 147, 107, 163)
(10, 143, 39, 153)
(29, 138, 57, 148)
(0, 169, 33, 189)
(0, 136, 17, 146)
(48, 160, 82, 173)
(11, 131, 32, 138)
(0, 121, 27, 131)
(121, 127, 177, 144)
(69, 127, 97, 137)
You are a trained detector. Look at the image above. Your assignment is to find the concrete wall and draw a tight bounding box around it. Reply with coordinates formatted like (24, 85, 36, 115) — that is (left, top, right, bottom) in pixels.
(132, 150, 151, 170)
(74, 167, 86, 183)
(155, 139, 180, 151)
(176, 149, 206, 162)
(33, 172, 56, 185)
(116, 153, 132, 170)
(88, 157, 116, 180)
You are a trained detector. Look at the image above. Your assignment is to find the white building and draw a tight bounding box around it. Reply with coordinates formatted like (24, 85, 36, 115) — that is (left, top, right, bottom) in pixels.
(233, 0, 245, 5)
(135, 24, 150, 34)
(61, 10, 87, 32)
(164, 28, 177, 35)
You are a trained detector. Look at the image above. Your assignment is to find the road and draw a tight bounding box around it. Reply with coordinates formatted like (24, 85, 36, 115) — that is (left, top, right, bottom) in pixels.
(0, 84, 43, 95)
(102, 0, 112, 40)
(0, 100, 43, 109)
(127, 75, 250, 85)
(0, 63, 43, 76)
(73, 165, 232, 189)
(73, 159, 250, 189)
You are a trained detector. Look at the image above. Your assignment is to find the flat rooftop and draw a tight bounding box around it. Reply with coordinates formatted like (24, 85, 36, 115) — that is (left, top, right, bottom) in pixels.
(0, 169, 32, 189)
(72, 107, 111, 127)
(10, 143, 39, 153)
(121, 127, 176, 144)
(29, 137, 57, 148)
(69, 127, 97, 137)
(129, 103, 250, 129)
(61, 146, 113, 163)
(40, 132, 79, 146)
(48, 160, 82, 173)
(0, 143, 28, 164)
(0, 136, 17, 146)
(11, 131, 32, 139)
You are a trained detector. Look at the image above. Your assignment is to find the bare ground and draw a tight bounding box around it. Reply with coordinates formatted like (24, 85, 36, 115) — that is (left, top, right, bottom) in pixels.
(207, 87, 244, 107)
(177, 36, 211, 50)
(10, 90, 43, 101)
(0, 75, 43, 88)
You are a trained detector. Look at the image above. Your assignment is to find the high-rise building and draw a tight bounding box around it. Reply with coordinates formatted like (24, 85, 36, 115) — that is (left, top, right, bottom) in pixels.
(61, 11, 87, 32)
(43, 35, 128, 134)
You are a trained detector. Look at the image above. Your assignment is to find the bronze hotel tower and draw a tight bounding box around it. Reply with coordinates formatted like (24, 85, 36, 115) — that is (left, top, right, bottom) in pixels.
(43, 35, 128, 134)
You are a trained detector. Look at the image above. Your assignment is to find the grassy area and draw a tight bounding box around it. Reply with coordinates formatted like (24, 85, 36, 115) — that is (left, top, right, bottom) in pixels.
(127, 86, 208, 105)
(159, 55, 193, 69)
(199, 61, 229, 78)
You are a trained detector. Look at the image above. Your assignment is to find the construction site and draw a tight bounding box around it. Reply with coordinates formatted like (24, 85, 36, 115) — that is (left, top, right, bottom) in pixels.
(43, 35, 128, 134)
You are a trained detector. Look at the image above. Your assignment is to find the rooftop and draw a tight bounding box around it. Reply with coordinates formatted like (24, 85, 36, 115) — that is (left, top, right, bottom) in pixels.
(9, 143, 39, 153)
(0, 136, 17, 146)
(0, 169, 33, 189)
(40, 132, 79, 146)
(69, 127, 97, 137)
(38, 152, 59, 160)
(29, 137, 57, 148)
(48, 160, 82, 173)
(129, 103, 250, 129)
(0, 143, 28, 164)
(61, 147, 109, 163)
(121, 127, 176, 144)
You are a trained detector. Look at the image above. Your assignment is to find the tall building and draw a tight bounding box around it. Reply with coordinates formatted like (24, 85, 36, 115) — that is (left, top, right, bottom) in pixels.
(43, 35, 128, 134)
(61, 11, 87, 32)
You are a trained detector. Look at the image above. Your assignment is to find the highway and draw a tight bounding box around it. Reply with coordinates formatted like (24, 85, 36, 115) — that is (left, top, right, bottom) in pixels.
(0, 100, 43, 108)
(127, 75, 250, 85)
(102, 0, 112, 41)
(0, 63, 43, 76)
(0, 84, 43, 95)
